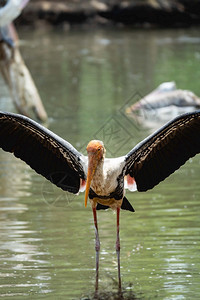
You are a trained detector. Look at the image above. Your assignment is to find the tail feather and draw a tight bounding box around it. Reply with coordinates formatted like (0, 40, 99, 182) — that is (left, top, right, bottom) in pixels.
(96, 196, 135, 212)
(121, 196, 135, 212)
(96, 203, 109, 210)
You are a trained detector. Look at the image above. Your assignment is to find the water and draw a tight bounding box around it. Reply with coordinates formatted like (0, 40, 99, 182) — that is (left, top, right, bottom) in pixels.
(0, 26, 200, 299)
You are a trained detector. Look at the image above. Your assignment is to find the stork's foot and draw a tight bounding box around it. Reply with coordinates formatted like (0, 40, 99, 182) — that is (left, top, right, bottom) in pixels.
(116, 207, 122, 290)
(92, 207, 100, 292)
(95, 249, 99, 292)
(95, 227, 100, 292)
(116, 249, 121, 291)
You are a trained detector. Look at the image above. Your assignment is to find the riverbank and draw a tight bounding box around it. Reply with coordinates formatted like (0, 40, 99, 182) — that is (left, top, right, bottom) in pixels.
(16, 0, 200, 28)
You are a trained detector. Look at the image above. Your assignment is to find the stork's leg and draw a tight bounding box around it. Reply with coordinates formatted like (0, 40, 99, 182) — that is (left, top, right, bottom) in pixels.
(116, 206, 121, 290)
(92, 207, 100, 292)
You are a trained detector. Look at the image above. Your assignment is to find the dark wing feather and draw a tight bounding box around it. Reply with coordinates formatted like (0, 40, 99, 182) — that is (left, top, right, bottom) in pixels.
(124, 110, 200, 192)
(0, 111, 86, 193)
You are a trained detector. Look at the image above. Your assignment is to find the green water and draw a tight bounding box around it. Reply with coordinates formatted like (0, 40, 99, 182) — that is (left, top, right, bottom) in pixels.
(0, 27, 200, 299)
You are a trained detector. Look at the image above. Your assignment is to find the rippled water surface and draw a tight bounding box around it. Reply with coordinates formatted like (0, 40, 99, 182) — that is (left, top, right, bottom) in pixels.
(0, 26, 200, 299)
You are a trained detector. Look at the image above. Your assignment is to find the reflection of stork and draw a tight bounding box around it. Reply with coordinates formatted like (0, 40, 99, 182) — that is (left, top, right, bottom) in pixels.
(0, 0, 47, 121)
(0, 110, 200, 290)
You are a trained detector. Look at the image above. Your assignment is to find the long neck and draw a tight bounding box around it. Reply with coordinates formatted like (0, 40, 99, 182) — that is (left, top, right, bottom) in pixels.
(90, 158, 105, 194)
(94, 157, 104, 178)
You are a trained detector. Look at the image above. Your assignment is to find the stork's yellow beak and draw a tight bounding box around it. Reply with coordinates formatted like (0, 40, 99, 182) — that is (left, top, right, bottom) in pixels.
(84, 153, 98, 207)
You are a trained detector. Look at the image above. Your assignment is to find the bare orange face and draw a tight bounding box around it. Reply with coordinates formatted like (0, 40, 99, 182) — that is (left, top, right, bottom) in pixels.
(86, 140, 104, 158)
(84, 140, 105, 207)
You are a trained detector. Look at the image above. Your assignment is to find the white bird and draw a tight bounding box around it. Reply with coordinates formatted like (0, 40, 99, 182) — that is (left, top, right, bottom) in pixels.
(0, 110, 200, 290)
(0, 0, 29, 27)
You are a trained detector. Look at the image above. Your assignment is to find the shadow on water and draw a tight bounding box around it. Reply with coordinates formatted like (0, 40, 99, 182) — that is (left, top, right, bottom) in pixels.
(81, 287, 143, 300)
(81, 277, 144, 300)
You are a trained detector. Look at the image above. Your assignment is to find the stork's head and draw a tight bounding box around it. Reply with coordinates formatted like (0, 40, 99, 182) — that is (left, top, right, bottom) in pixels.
(84, 140, 105, 207)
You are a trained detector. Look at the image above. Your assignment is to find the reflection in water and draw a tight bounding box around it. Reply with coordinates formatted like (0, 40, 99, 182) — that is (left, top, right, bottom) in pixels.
(0, 152, 32, 197)
(0, 27, 200, 299)
(83, 288, 141, 300)
(0, 196, 51, 297)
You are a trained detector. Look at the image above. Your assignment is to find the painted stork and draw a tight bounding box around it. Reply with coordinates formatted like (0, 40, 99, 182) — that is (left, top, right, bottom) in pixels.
(0, 110, 200, 290)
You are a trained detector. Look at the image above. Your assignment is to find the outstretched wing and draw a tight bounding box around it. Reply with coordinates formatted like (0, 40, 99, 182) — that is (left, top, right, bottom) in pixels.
(0, 111, 87, 194)
(124, 110, 200, 192)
